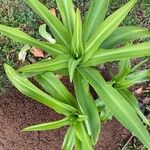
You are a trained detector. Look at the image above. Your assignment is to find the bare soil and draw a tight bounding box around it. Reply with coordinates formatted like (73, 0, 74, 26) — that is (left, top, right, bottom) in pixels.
(0, 83, 129, 150)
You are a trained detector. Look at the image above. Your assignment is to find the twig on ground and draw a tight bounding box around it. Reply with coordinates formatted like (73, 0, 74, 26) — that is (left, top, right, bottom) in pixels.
(121, 135, 134, 150)
(141, 146, 145, 150)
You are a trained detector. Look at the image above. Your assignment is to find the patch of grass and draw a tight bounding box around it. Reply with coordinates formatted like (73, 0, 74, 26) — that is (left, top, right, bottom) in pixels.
(141, 0, 150, 28)
(0, 0, 55, 90)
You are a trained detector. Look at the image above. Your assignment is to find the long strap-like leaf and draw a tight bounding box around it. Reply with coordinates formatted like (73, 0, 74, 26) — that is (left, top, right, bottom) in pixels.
(78, 67, 150, 148)
(24, 0, 70, 48)
(71, 9, 83, 56)
(22, 117, 71, 131)
(73, 71, 100, 144)
(117, 70, 150, 88)
(83, 0, 137, 62)
(82, 42, 150, 67)
(56, 0, 75, 34)
(18, 54, 70, 73)
(68, 57, 82, 82)
(74, 122, 93, 150)
(114, 59, 131, 82)
(35, 72, 77, 107)
(118, 89, 149, 125)
(83, 0, 109, 43)
(62, 126, 75, 150)
(101, 26, 150, 49)
(4, 64, 77, 115)
(75, 136, 83, 150)
(0, 24, 67, 56)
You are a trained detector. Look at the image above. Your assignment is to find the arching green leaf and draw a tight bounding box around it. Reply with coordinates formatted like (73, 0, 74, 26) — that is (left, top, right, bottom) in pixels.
(62, 126, 75, 150)
(35, 72, 77, 107)
(114, 59, 131, 82)
(101, 26, 150, 49)
(0, 24, 67, 56)
(22, 118, 71, 131)
(118, 89, 149, 125)
(83, 0, 137, 62)
(74, 122, 93, 150)
(71, 9, 83, 56)
(56, 0, 75, 34)
(24, 0, 70, 47)
(68, 57, 81, 82)
(131, 58, 149, 73)
(79, 67, 150, 149)
(117, 70, 150, 88)
(83, 0, 109, 43)
(18, 54, 70, 73)
(82, 42, 150, 67)
(4, 64, 77, 115)
(73, 71, 100, 144)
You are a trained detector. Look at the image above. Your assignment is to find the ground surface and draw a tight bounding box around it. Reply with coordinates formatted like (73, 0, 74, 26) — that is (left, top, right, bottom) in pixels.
(0, 84, 129, 150)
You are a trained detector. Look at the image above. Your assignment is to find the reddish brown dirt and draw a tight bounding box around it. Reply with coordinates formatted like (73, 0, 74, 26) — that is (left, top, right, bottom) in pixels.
(0, 84, 129, 150)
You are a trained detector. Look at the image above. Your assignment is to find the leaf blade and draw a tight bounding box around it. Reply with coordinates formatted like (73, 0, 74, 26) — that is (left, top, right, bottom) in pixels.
(35, 72, 77, 107)
(101, 26, 150, 49)
(39, 24, 56, 43)
(83, 0, 109, 42)
(117, 70, 150, 88)
(74, 122, 93, 150)
(118, 89, 149, 125)
(83, 0, 137, 62)
(79, 67, 150, 148)
(73, 71, 100, 144)
(75, 136, 83, 150)
(18, 54, 70, 73)
(24, 0, 70, 47)
(82, 42, 150, 67)
(4, 64, 77, 115)
(71, 9, 83, 56)
(22, 117, 71, 131)
(62, 126, 75, 150)
(68, 57, 81, 82)
(114, 59, 131, 81)
(0, 24, 67, 56)
(56, 0, 75, 34)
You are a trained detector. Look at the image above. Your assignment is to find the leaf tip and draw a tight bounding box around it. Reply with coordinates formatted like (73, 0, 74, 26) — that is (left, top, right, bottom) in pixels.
(3, 63, 12, 74)
(21, 127, 31, 132)
(21, 128, 27, 132)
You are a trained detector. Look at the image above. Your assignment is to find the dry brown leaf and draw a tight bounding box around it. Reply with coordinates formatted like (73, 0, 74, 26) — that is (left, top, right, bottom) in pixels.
(30, 47, 44, 58)
(134, 87, 143, 96)
(50, 8, 56, 16)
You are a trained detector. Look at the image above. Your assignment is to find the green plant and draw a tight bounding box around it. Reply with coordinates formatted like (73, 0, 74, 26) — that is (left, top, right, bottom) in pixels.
(0, 0, 150, 149)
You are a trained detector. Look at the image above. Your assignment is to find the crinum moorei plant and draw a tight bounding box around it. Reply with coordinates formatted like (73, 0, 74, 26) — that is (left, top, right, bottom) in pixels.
(0, 0, 150, 149)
